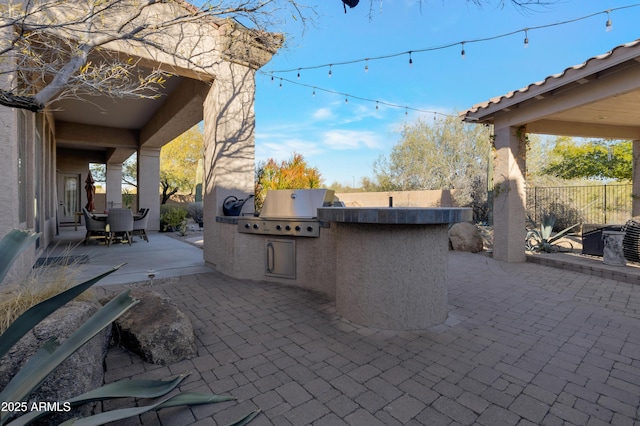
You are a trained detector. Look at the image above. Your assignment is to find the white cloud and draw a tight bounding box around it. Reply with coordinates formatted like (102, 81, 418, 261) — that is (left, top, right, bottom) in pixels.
(312, 107, 333, 120)
(321, 129, 384, 150)
(256, 138, 323, 162)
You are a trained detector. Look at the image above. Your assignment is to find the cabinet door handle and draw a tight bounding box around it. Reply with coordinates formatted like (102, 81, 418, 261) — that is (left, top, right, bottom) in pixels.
(266, 242, 274, 273)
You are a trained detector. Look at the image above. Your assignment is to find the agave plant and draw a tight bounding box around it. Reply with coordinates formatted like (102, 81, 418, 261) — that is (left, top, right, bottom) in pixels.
(526, 214, 580, 253)
(0, 229, 258, 426)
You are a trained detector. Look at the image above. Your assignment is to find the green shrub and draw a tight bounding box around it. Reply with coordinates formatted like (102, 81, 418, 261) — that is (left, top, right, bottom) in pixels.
(187, 202, 204, 226)
(160, 206, 187, 232)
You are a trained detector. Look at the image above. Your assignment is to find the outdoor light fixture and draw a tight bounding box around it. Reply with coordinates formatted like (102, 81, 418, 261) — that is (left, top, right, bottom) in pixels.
(524, 29, 529, 48)
(461, 42, 466, 59)
(328, 65, 332, 78)
(342, 0, 359, 13)
(605, 10, 612, 32)
(364, 59, 369, 72)
(408, 51, 413, 66)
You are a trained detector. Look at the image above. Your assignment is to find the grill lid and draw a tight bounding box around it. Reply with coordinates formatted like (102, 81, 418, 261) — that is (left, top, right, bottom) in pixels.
(259, 189, 336, 219)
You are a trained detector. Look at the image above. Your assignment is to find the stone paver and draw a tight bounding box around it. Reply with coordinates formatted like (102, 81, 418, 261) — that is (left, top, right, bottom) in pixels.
(103, 252, 640, 425)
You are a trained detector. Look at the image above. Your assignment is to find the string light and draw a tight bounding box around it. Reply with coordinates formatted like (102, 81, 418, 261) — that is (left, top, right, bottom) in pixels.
(405, 107, 408, 116)
(259, 4, 638, 120)
(266, 5, 638, 77)
(260, 72, 456, 118)
(345, 95, 348, 104)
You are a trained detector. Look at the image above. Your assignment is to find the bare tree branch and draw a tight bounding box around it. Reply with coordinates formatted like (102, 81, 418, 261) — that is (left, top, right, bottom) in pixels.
(0, 0, 309, 111)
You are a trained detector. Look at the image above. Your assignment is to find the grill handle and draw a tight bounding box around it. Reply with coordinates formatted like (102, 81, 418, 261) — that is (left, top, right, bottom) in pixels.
(266, 242, 275, 273)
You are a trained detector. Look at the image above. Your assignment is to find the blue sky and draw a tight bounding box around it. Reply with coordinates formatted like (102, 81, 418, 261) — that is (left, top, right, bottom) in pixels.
(254, 0, 640, 187)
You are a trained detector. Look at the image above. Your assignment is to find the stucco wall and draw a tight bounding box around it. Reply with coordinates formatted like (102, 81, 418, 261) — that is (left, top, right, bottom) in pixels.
(334, 222, 449, 329)
(335, 190, 456, 208)
(209, 221, 337, 298)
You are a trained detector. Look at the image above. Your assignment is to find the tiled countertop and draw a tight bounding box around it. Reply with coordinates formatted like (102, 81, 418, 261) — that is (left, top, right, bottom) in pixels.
(317, 207, 472, 224)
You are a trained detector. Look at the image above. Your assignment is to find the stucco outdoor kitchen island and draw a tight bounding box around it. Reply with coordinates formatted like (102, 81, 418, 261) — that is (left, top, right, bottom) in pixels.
(317, 207, 472, 330)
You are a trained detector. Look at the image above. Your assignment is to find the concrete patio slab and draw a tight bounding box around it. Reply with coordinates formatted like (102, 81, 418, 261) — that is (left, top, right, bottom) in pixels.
(45, 226, 211, 285)
(97, 250, 640, 425)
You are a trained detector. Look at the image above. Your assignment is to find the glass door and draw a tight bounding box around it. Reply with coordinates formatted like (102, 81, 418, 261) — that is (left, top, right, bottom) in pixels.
(57, 174, 80, 223)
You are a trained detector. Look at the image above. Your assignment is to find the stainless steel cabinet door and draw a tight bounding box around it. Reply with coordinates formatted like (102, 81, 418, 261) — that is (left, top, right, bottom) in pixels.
(266, 239, 296, 279)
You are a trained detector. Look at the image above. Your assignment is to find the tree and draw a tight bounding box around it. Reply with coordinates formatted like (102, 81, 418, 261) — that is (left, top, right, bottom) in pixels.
(0, 0, 305, 112)
(543, 138, 632, 181)
(255, 152, 322, 211)
(372, 115, 492, 220)
(160, 125, 205, 204)
(90, 156, 137, 187)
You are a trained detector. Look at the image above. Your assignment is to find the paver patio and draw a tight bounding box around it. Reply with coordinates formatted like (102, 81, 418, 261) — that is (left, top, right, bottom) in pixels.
(100, 251, 640, 425)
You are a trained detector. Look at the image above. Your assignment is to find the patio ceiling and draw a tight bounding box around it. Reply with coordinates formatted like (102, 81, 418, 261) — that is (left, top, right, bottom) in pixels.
(461, 39, 640, 141)
(53, 66, 209, 163)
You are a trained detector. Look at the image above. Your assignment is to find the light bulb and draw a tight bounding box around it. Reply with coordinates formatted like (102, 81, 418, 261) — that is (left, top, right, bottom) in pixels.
(524, 29, 529, 48)
(605, 11, 612, 32)
(364, 59, 369, 73)
(461, 43, 466, 59)
(408, 51, 413, 66)
(345, 96, 348, 104)
(375, 101, 379, 110)
(312, 87, 316, 97)
(328, 65, 332, 78)
(297, 69, 301, 79)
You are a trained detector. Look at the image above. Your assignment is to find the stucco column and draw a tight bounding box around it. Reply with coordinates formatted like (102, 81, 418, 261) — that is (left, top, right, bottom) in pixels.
(633, 140, 640, 217)
(202, 62, 257, 266)
(137, 148, 161, 230)
(492, 125, 527, 262)
(105, 162, 123, 209)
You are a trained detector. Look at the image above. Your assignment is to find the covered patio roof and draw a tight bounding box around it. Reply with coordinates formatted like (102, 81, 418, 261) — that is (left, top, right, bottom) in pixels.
(460, 39, 640, 263)
(461, 39, 640, 140)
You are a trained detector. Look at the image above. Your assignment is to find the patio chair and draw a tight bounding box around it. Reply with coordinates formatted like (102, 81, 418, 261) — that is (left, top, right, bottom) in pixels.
(106, 208, 133, 246)
(83, 207, 106, 245)
(133, 208, 149, 242)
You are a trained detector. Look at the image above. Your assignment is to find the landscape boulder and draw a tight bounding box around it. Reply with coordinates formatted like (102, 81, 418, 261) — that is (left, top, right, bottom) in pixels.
(449, 222, 484, 253)
(111, 288, 196, 365)
(0, 300, 110, 425)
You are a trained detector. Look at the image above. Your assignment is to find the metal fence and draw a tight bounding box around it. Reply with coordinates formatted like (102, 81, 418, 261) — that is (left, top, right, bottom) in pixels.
(526, 184, 632, 227)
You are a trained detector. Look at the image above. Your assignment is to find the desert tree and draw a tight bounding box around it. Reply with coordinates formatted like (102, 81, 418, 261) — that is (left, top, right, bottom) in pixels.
(372, 115, 492, 221)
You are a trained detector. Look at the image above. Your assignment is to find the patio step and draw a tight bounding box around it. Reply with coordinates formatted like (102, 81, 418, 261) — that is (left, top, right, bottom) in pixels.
(526, 252, 640, 286)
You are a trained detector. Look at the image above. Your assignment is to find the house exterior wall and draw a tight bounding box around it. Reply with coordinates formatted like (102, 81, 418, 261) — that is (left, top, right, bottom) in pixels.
(0, 107, 58, 282)
(203, 62, 258, 267)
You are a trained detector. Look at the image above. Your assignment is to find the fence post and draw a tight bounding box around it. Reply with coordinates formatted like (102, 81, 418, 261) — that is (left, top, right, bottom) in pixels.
(604, 185, 607, 224)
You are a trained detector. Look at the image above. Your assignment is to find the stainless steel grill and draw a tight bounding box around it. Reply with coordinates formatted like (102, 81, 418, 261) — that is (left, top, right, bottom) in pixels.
(237, 189, 340, 237)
